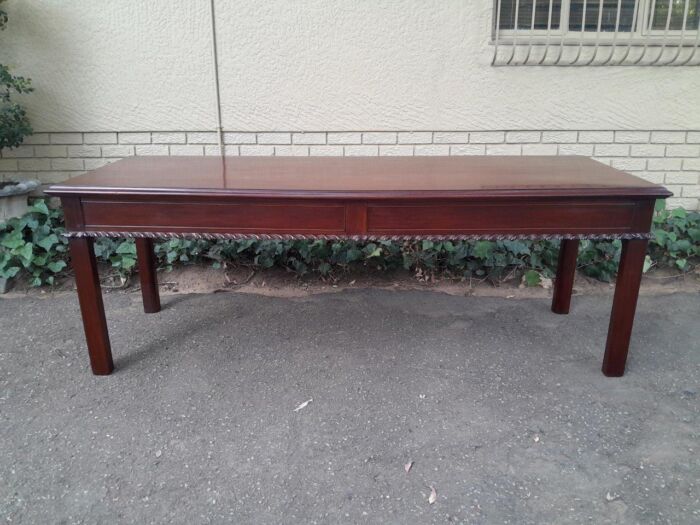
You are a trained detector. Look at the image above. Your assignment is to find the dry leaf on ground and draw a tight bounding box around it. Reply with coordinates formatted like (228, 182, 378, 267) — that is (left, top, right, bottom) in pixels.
(293, 399, 313, 412)
(428, 486, 437, 504)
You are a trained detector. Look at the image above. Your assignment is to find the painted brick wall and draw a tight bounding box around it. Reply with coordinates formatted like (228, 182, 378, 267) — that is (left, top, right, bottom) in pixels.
(1, 130, 698, 210)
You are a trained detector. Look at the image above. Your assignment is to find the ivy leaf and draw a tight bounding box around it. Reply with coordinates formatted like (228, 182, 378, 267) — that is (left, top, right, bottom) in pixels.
(120, 256, 136, 270)
(524, 270, 541, 287)
(675, 239, 691, 253)
(115, 241, 136, 255)
(19, 214, 38, 230)
(345, 247, 362, 263)
(675, 258, 687, 271)
(1, 266, 21, 279)
(1, 231, 24, 249)
(37, 233, 59, 251)
(28, 200, 49, 215)
(670, 208, 687, 219)
(16, 242, 33, 263)
(473, 241, 494, 259)
(47, 260, 67, 273)
(653, 229, 667, 246)
(687, 228, 700, 243)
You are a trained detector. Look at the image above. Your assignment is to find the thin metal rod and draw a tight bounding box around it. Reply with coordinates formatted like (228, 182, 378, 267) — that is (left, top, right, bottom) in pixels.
(635, 0, 658, 64)
(617, 0, 641, 64)
(209, 0, 225, 156)
(538, 0, 555, 64)
(678, 7, 700, 65)
(648, 0, 675, 65)
(493, 0, 503, 65)
(583, 0, 606, 65)
(571, 0, 589, 64)
(552, 0, 569, 64)
(523, 0, 538, 64)
(663, 0, 690, 64)
(507, 0, 522, 65)
(600, 0, 623, 65)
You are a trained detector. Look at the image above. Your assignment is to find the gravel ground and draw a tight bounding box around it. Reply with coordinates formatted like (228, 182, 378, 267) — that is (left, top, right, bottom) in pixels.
(1, 289, 698, 524)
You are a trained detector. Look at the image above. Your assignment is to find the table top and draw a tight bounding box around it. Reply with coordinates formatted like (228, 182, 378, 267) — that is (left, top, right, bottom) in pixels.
(48, 155, 671, 199)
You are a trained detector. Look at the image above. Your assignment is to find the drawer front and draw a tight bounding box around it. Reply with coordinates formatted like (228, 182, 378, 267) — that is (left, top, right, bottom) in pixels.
(81, 200, 346, 234)
(367, 201, 639, 235)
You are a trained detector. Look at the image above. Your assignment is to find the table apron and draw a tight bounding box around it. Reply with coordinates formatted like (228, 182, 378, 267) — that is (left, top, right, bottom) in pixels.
(63, 196, 656, 240)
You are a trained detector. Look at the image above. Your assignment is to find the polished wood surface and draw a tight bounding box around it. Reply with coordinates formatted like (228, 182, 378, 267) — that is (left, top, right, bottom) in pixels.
(136, 238, 161, 314)
(69, 237, 113, 375)
(552, 239, 580, 315)
(48, 156, 671, 377)
(48, 156, 670, 199)
(602, 239, 649, 377)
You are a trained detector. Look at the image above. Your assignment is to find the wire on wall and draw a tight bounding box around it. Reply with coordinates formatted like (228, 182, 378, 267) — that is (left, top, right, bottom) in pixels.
(209, 0, 225, 155)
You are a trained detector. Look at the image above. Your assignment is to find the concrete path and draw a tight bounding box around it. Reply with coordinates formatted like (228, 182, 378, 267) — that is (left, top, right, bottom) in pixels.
(1, 290, 698, 524)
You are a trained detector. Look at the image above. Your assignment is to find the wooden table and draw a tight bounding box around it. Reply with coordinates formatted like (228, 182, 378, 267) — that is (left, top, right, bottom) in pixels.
(47, 156, 671, 377)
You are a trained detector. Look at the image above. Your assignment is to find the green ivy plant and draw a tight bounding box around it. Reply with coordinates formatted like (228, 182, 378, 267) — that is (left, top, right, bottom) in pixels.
(0, 0, 33, 150)
(1, 199, 698, 288)
(648, 200, 700, 272)
(0, 200, 68, 286)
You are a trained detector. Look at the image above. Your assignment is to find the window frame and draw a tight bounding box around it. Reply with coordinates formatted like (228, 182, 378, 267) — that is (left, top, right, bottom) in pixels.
(492, 0, 700, 45)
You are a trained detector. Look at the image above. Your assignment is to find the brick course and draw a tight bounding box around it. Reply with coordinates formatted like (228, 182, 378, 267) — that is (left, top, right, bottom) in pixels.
(1, 130, 698, 210)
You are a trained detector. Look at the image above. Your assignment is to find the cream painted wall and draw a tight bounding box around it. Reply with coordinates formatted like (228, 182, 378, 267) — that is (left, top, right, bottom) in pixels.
(3, 0, 699, 132)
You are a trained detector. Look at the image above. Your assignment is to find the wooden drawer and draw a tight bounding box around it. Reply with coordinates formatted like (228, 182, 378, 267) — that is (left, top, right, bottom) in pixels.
(80, 199, 346, 234)
(366, 201, 640, 235)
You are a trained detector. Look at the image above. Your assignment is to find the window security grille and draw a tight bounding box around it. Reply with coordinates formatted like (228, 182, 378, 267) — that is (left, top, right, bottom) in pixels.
(492, 0, 700, 65)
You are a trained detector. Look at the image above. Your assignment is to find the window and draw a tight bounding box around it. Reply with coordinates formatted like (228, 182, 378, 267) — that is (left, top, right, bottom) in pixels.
(497, 0, 699, 33)
(492, 0, 700, 65)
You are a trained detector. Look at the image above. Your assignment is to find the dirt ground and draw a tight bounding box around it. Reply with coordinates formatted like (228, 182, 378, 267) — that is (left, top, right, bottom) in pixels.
(5, 263, 700, 300)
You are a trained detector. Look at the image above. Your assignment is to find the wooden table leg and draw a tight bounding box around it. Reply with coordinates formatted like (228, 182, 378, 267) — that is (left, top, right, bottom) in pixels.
(136, 238, 161, 313)
(551, 239, 579, 314)
(69, 237, 114, 375)
(602, 239, 648, 377)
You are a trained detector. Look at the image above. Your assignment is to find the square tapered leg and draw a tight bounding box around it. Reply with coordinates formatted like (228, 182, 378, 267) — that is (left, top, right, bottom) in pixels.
(602, 239, 648, 377)
(552, 239, 579, 315)
(69, 237, 113, 375)
(136, 238, 161, 313)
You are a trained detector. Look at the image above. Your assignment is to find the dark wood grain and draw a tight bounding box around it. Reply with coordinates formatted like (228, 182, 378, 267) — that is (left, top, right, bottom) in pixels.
(47, 156, 671, 200)
(47, 156, 671, 377)
(552, 239, 580, 315)
(136, 238, 161, 314)
(65, 196, 658, 239)
(366, 200, 641, 236)
(69, 237, 113, 375)
(602, 239, 649, 377)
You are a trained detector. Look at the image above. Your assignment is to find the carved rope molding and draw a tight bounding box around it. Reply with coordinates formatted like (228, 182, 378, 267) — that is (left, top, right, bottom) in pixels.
(62, 231, 654, 241)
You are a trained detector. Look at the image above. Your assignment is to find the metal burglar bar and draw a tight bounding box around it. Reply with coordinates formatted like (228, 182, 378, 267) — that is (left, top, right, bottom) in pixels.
(492, 0, 700, 65)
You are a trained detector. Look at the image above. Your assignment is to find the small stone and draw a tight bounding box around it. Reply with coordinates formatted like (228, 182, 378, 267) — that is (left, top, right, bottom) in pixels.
(605, 492, 619, 502)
